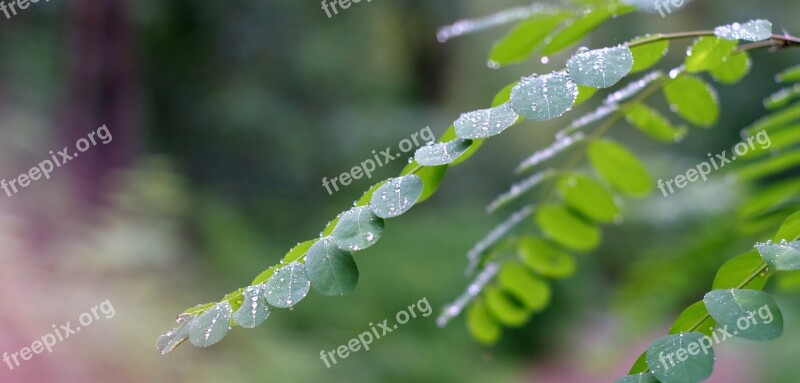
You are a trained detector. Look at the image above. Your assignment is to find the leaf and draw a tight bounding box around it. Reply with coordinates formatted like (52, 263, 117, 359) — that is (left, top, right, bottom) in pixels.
(736, 151, 800, 181)
(575, 85, 598, 106)
(488, 13, 569, 67)
(467, 299, 502, 345)
(629, 351, 649, 374)
(774, 210, 800, 242)
(305, 237, 359, 296)
(703, 289, 783, 340)
(557, 173, 620, 223)
(369, 175, 423, 218)
(517, 236, 576, 279)
(536, 203, 601, 252)
(669, 301, 716, 337)
(510, 72, 578, 121)
(440, 126, 484, 165)
(709, 52, 751, 84)
(497, 263, 551, 310)
(663, 75, 719, 127)
(454, 103, 519, 139)
(492, 82, 518, 108)
(646, 333, 715, 383)
(614, 373, 659, 383)
(356, 181, 388, 206)
(587, 139, 653, 196)
(157, 320, 190, 354)
(232, 285, 271, 328)
(484, 286, 531, 327)
(755, 240, 800, 271)
(414, 139, 473, 166)
(744, 102, 800, 135)
(738, 179, 800, 219)
(264, 261, 311, 308)
(540, 4, 636, 55)
(764, 84, 800, 110)
(714, 19, 773, 42)
(684, 37, 737, 74)
(777, 64, 800, 83)
(628, 36, 669, 74)
(332, 206, 384, 251)
(739, 127, 800, 160)
(625, 104, 688, 143)
(187, 302, 233, 348)
(400, 162, 447, 203)
(712, 250, 770, 290)
(566, 45, 634, 88)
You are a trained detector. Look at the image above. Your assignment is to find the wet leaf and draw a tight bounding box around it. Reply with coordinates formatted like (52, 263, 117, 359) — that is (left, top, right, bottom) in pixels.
(305, 237, 359, 296)
(614, 372, 659, 383)
(331, 206, 384, 251)
(400, 162, 447, 203)
(187, 302, 232, 348)
(704, 289, 783, 340)
(646, 333, 715, 383)
(156, 320, 190, 354)
(369, 175, 423, 218)
(566, 45, 633, 88)
(510, 72, 578, 121)
(714, 19, 772, 42)
(414, 139, 473, 166)
(541, 4, 635, 55)
(232, 285, 271, 328)
(264, 261, 311, 308)
(454, 103, 519, 139)
(755, 240, 800, 271)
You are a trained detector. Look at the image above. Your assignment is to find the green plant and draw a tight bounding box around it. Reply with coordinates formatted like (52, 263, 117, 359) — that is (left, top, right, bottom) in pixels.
(157, 2, 800, 381)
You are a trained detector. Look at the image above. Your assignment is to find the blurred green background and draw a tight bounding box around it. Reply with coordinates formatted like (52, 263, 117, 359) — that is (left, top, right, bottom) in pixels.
(1, 0, 799, 382)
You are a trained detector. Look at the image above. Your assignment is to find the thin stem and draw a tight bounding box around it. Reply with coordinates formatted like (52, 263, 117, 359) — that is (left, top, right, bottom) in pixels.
(626, 31, 715, 48)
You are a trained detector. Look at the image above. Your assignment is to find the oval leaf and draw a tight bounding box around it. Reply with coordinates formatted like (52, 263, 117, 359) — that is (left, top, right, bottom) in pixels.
(709, 52, 751, 84)
(664, 75, 719, 127)
(488, 13, 569, 66)
(685, 37, 737, 74)
(232, 285, 271, 328)
(497, 263, 551, 311)
(628, 36, 669, 74)
(517, 236, 576, 279)
(400, 162, 448, 203)
(414, 139, 473, 166)
(755, 240, 800, 271)
(157, 320, 190, 354)
(187, 302, 232, 348)
(484, 286, 531, 327)
(557, 173, 620, 223)
(587, 139, 653, 196)
(566, 45, 633, 89)
(467, 299, 502, 345)
(264, 261, 311, 308)
(332, 206, 385, 251)
(704, 289, 783, 340)
(625, 104, 687, 143)
(369, 175, 423, 218)
(712, 250, 771, 290)
(305, 237, 359, 296)
(536, 203, 601, 252)
(454, 103, 519, 139)
(714, 20, 772, 42)
(510, 72, 578, 121)
(646, 332, 715, 383)
(614, 373, 659, 383)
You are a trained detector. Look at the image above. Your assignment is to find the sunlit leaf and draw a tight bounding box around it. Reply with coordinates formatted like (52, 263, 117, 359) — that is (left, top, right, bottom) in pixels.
(664, 75, 719, 127)
(625, 104, 688, 143)
(587, 139, 653, 196)
(484, 286, 531, 327)
(517, 236, 576, 279)
(764, 84, 800, 110)
(541, 4, 636, 55)
(669, 301, 716, 337)
(774, 211, 800, 242)
(628, 36, 669, 74)
(684, 37, 737, 74)
(467, 299, 501, 345)
(575, 85, 598, 106)
(488, 13, 569, 66)
(712, 250, 770, 290)
(777, 64, 800, 83)
(510, 72, 578, 121)
(709, 52, 751, 84)
(557, 173, 620, 223)
(536, 203, 601, 251)
(497, 263, 551, 310)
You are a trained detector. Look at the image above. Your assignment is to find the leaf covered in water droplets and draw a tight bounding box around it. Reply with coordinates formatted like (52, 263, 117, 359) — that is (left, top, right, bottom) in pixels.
(755, 240, 800, 271)
(264, 261, 311, 308)
(613, 372, 659, 383)
(332, 206, 384, 251)
(369, 175, 423, 218)
(232, 285, 271, 328)
(646, 333, 715, 383)
(454, 103, 519, 139)
(714, 19, 772, 42)
(187, 302, 232, 348)
(305, 237, 359, 296)
(510, 72, 578, 121)
(703, 289, 783, 340)
(156, 320, 190, 354)
(566, 45, 633, 89)
(414, 139, 473, 166)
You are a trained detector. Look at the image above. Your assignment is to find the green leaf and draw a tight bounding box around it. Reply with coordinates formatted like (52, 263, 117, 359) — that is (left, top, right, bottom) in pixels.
(253, 239, 319, 285)
(540, 4, 636, 55)
(156, 320, 190, 354)
(774, 210, 800, 242)
(414, 139, 473, 166)
(187, 302, 233, 348)
(566, 45, 634, 89)
(182, 302, 218, 317)
(684, 37, 737, 74)
(587, 139, 653, 196)
(664, 75, 719, 127)
(264, 261, 311, 308)
(709, 52, 751, 84)
(557, 173, 620, 223)
(764, 84, 800, 110)
(628, 36, 669, 74)
(369, 175, 423, 218)
(497, 263, 551, 310)
(467, 299, 502, 345)
(744, 102, 800, 135)
(510, 72, 578, 121)
(536, 203, 601, 251)
(739, 127, 800, 160)
(356, 181, 388, 206)
(714, 19, 773, 42)
(646, 333, 715, 383)
(488, 13, 569, 66)
(614, 373, 659, 383)
(736, 151, 800, 181)
(400, 162, 447, 203)
(575, 85, 598, 106)
(738, 179, 800, 219)
(755, 240, 800, 271)
(712, 250, 770, 290)
(669, 301, 716, 337)
(305, 237, 359, 296)
(629, 351, 648, 374)
(517, 236, 576, 279)
(777, 64, 800, 83)
(332, 206, 384, 251)
(625, 104, 688, 143)
(454, 103, 519, 139)
(232, 285, 271, 328)
(704, 289, 783, 340)
(492, 82, 518, 108)
(440, 126, 484, 165)
(484, 286, 531, 327)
